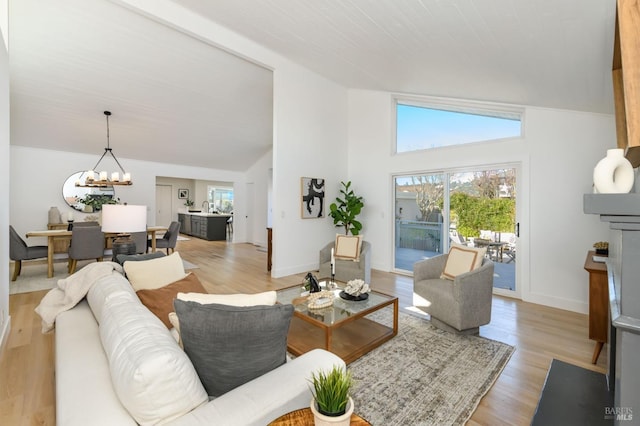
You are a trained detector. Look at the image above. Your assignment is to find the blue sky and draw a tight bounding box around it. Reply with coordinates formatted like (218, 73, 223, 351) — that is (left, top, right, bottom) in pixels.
(396, 104, 521, 152)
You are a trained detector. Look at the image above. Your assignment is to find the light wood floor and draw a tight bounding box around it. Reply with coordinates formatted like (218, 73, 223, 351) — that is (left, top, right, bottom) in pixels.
(0, 237, 607, 425)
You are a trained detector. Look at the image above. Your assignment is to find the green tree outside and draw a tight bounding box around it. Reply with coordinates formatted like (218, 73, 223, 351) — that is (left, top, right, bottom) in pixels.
(448, 192, 515, 237)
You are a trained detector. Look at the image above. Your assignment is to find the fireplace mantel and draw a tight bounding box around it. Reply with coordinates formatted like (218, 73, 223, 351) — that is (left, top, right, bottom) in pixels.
(584, 193, 640, 423)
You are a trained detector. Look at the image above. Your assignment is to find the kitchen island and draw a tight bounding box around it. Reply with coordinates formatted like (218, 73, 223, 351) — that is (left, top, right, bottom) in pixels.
(178, 212, 231, 241)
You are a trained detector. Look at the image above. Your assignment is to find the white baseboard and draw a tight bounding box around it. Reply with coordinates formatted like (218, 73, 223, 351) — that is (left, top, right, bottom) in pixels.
(271, 262, 318, 279)
(0, 315, 11, 354)
(524, 292, 589, 315)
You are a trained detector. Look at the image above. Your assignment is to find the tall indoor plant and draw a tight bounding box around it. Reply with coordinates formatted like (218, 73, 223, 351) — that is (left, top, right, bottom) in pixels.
(309, 365, 354, 426)
(328, 181, 364, 235)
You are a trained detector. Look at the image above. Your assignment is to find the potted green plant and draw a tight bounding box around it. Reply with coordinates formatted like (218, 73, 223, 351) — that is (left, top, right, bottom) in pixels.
(328, 181, 364, 235)
(309, 365, 354, 425)
(75, 195, 119, 212)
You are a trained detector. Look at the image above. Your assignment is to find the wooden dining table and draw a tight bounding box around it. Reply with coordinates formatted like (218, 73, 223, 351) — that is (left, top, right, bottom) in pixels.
(26, 226, 167, 278)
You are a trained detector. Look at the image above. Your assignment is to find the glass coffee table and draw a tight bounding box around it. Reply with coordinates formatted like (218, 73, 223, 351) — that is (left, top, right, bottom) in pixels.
(277, 281, 398, 364)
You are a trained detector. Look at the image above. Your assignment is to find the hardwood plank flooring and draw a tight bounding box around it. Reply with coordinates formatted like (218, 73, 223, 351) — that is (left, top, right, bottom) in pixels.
(0, 237, 607, 425)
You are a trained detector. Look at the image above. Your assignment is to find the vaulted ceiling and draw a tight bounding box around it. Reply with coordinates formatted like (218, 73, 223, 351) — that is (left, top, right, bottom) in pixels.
(9, 0, 617, 170)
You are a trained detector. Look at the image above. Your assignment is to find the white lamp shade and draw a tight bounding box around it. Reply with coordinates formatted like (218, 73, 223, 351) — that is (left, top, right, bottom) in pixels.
(101, 205, 147, 233)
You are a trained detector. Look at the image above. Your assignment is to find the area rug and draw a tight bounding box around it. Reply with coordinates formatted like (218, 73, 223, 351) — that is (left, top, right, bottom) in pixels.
(9, 259, 199, 294)
(350, 311, 514, 425)
(8, 260, 94, 295)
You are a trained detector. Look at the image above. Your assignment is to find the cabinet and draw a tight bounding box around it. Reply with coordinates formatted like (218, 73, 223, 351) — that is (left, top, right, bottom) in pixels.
(583, 251, 609, 364)
(178, 213, 228, 241)
(178, 214, 190, 235)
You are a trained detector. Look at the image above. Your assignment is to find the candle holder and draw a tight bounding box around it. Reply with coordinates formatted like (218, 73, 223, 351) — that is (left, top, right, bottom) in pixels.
(330, 272, 336, 289)
(67, 220, 74, 231)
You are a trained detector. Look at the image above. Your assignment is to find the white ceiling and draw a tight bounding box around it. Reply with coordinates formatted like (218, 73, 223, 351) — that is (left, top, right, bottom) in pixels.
(9, 0, 617, 170)
(9, 0, 273, 171)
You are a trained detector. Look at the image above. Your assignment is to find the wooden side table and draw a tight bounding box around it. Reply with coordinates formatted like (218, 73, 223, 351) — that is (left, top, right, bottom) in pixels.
(268, 407, 371, 425)
(583, 251, 609, 364)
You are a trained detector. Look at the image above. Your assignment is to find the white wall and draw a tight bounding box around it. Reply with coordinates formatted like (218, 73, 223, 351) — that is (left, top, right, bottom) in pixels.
(0, 1, 10, 349)
(245, 149, 272, 247)
(10, 146, 247, 244)
(271, 65, 348, 277)
(347, 89, 614, 314)
(114, 0, 350, 278)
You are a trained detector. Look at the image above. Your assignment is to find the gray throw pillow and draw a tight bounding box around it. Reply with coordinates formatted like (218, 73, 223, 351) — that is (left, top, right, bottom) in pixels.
(174, 299, 294, 397)
(116, 251, 165, 266)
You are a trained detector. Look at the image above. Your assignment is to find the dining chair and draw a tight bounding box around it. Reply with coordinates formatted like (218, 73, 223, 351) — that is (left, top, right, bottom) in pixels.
(9, 225, 49, 281)
(68, 225, 105, 274)
(148, 221, 180, 254)
(131, 231, 149, 254)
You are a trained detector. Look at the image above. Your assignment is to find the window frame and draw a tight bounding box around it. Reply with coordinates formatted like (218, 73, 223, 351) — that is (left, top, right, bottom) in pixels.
(393, 96, 525, 155)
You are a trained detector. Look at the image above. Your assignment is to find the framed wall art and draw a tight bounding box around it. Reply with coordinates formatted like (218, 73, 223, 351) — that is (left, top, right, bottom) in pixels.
(178, 188, 189, 199)
(301, 177, 325, 219)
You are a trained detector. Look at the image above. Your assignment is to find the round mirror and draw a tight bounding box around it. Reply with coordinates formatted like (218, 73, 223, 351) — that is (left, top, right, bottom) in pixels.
(62, 171, 116, 213)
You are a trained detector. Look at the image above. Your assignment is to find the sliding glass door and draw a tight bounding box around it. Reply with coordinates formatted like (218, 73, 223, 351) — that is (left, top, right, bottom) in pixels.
(394, 166, 517, 293)
(395, 174, 445, 271)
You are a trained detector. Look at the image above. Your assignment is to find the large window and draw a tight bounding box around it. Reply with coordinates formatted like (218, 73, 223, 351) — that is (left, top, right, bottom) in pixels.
(396, 100, 522, 153)
(207, 187, 234, 213)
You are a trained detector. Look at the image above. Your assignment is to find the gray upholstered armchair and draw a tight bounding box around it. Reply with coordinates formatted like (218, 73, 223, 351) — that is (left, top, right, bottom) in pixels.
(413, 254, 494, 334)
(319, 240, 371, 283)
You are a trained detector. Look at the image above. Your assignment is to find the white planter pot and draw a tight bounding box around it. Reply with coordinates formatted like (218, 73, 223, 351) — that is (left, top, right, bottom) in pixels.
(310, 397, 354, 426)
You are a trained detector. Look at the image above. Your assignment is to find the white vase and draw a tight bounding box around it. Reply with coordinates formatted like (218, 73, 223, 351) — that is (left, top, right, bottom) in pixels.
(48, 206, 62, 224)
(310, 397, 354, 426)
(593, 148, 635, 194)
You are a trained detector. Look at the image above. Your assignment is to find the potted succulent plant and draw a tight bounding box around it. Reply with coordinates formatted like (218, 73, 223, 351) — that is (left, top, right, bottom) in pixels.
(309, 365, 354, 426)
(328, 181, 364, 235)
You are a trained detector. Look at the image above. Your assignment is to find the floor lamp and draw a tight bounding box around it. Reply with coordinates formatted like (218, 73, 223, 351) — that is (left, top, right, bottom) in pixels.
(101, 204, 147, 261)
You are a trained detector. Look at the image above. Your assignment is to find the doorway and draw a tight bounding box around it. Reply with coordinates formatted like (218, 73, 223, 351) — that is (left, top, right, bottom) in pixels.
(155, 184, 172, 226)
(394, 165, 518, 294)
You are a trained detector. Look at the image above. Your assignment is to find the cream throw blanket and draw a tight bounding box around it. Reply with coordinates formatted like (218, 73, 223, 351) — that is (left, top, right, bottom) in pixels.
(35, 261, 124, 333)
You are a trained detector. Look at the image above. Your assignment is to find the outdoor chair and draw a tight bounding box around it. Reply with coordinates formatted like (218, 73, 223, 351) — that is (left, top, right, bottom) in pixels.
(502, 233, 517, 263)
(9, 225, 49, 281)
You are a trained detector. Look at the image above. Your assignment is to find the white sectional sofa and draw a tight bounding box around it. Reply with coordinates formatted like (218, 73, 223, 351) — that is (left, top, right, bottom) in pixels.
(54, 270, 344, 425)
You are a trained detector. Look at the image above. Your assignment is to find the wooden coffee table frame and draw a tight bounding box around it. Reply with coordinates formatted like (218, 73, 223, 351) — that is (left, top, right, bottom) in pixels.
(278, 285, 398, 364)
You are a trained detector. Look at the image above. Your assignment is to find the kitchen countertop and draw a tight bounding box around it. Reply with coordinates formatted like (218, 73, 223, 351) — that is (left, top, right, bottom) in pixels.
(181, 212, 232, 217)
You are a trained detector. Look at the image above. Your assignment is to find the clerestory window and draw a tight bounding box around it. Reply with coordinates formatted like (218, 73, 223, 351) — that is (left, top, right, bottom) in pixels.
(395, 99, 523, 153)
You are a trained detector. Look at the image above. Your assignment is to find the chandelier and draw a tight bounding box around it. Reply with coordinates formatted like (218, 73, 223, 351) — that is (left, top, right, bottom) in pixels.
(75, 111, 132, 187)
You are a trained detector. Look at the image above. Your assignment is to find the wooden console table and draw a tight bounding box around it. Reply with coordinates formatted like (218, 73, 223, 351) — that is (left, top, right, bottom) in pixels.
(583, 251, 609, 364)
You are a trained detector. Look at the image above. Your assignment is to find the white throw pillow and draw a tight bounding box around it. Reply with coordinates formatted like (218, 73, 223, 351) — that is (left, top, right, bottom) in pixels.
(441, 245, 487, 280)
(99, 290, 208, 425)
(86, 272, 137, 324)
(176, 290, 277, 306)
(451, 243, 486, 270)
(334, 234, 363, 261)
(124, 252, 187, 291)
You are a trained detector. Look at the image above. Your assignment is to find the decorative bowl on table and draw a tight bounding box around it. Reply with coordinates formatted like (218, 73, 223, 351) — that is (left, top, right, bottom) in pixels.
(308, 290, 335, 310)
